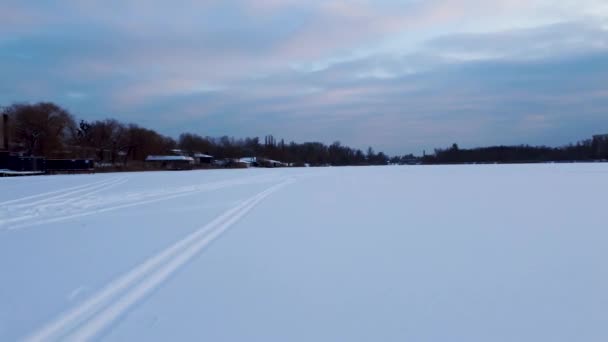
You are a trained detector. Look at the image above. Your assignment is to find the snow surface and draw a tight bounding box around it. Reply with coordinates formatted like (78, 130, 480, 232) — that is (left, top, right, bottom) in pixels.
(1, 164, 608, 341)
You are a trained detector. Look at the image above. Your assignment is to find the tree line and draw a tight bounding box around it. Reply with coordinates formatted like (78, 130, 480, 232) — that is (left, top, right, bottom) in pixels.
(1, 102, 390, 166)
(4, 101, 605, 167)
(422, 140, 608, 164)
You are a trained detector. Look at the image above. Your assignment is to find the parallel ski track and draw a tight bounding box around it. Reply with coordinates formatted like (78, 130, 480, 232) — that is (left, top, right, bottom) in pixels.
(24, 178, 293, 342)
(10, 177, 128, 209)
(1, 174, 280, 230)
(0, 178, 126, 227)
(0, 178, 128, 226)
(0, 177, 122, 207)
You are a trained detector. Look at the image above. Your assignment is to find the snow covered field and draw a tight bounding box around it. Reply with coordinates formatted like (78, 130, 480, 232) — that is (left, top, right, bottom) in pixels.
(1, 164, 607, 341)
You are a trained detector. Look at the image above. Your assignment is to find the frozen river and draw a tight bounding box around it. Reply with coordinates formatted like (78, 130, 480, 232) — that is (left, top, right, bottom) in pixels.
(1, 164, 607, 341)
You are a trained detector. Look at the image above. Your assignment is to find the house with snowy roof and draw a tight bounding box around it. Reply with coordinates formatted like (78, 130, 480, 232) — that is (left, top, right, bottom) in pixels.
(238, 157, 288, 168)
(193, 153, 214, 164)
(239, 157, 258, 167)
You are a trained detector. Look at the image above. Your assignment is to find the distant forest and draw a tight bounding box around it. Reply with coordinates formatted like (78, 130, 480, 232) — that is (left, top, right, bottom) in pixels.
(1, 102, 389, 166)
(419, 140, 608, 164)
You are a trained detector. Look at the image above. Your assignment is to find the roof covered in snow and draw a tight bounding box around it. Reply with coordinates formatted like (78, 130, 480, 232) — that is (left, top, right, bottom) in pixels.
(239, 157, 257, 163)
(194, 153, 214, 158)
(238, 157, 288, 165)
(145, 155, 194, 162)
(0, 169, 45, 175)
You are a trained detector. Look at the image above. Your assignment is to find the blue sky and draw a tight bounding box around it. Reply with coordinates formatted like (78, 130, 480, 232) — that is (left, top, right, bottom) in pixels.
(1, 0, 607, 154)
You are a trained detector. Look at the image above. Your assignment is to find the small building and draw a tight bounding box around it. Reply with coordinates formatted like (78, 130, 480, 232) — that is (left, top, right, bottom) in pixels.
(262, 159, 288, 167)
(239, 157, 258, 167)
(212, 158, 229, 167)
(0, 151, 47, 176)
(193, 153, 214, 164)
(145, 155, 194, 170)
(46, 159, 93, 173)
(238, 157, 288, 168)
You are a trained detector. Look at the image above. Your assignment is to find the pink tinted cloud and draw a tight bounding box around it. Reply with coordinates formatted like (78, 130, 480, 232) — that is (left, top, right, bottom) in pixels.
(0, 5, 50, 34)
(273, 0, 541, 62)
(110, 77, 225, 108)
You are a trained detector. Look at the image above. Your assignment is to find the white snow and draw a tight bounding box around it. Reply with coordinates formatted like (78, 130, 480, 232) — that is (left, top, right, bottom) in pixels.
(1, 164, 608, 341)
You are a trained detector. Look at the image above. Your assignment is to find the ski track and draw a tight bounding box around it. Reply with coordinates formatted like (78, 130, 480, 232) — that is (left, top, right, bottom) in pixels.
(23, 178, 293, 342)
(10, 177, 128, 209)
(0, 177, 120, 207)
(0, 174, 281, 231)
(0, 178, 126, 228)
(0, 178, 128, 226)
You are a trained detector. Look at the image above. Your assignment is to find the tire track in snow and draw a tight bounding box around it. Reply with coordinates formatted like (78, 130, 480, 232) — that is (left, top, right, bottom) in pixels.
(4, 175, 281, 231)
(23, 178, 293, 342)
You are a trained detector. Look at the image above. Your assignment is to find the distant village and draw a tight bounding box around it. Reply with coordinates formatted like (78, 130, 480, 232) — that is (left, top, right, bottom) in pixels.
(0, 102, 389, 177)
(0, 112, 303, 176)
(145, 150, 293, 170)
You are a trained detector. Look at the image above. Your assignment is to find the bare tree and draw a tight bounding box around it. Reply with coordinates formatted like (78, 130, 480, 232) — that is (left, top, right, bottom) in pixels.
(87, 119, 126, 163)
(6, 102, 76, 157)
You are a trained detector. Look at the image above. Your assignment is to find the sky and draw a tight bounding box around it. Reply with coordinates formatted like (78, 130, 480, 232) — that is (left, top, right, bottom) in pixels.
(1, 0, 608, 155)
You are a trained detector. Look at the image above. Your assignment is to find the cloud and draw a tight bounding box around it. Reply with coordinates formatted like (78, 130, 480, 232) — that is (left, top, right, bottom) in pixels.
(425, 21, 608, 61)
(1, 1, 608, 154)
